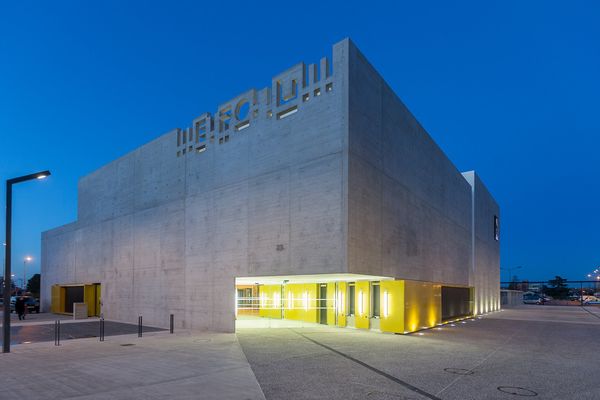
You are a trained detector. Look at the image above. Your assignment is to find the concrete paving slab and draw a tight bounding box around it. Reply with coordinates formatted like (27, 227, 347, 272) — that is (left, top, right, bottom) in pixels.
(1, 331, 265, 400)
(238, 306, 600, 399)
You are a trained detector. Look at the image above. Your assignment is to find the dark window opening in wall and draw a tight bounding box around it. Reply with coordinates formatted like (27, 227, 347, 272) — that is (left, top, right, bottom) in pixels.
(494, 215, 499, 241)
(64, 286, 84, 314)
(196, 145, 206, 153)
(302, 93, 309, 102)
(371, 282, 380, 317)
(348, 283, 356, 316)
(219, 137, 224, 144)
(276, 105, 298, 120)
(235, 121, 250, 131)
(314, 88, 321, 97)
(325, 82, 333, 92)
(441, 286, 472, 321)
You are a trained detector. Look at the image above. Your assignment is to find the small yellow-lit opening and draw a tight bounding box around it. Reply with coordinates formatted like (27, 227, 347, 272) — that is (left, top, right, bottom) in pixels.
(260, 293, 266, 308)
(383, 291, 389, 318)
(358, 290, 364, 316)
(337, 291, 344, 314)
(273, 292, 281, 309)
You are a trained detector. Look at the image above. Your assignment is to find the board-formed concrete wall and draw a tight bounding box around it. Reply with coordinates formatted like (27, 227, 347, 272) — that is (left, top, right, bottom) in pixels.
(42, 38, 500, 332)
(43, 41, 350, 332)
(346, 40, 473, 286)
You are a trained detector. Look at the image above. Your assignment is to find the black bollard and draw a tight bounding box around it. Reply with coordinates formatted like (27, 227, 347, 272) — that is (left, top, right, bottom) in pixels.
(138, 315, 142, 337)
(99, 317, 105, 342)
(170, 314, 174, 334)
(54, 320, 61, 346)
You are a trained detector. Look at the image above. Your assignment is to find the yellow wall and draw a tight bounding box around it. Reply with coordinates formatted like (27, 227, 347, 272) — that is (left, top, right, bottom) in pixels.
(283, 283, 318, 323)
(258, 284, 283, 319)
(379, 280, 405, 333)
(84, 284, 98, 317)
(336, 281, 347, 327)
(51, 284, 101, 316)
(355, 281, 370, 329)
(404, 280, 441, 332)
(250, 277, 452, 335)
(51, 285, 62, 313)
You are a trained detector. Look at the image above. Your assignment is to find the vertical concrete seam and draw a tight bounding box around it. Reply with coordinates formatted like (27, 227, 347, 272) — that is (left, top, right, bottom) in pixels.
(471, 177, 476, 313)
(183, 132, 188, 328)
(342, 40, 350, 274)
(379, 77, 384, 277)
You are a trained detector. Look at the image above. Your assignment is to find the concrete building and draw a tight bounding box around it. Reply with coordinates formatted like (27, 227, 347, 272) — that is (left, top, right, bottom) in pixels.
(42, 39, 500, 333)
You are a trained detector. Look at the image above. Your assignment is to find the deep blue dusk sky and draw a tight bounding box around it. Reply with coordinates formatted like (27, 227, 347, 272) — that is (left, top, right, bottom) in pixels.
(1, 1, 598, 283)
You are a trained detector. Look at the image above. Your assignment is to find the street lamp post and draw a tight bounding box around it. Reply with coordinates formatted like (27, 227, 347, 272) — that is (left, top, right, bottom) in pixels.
(23, 256, 32, 293)
(3, 170, 51, 353)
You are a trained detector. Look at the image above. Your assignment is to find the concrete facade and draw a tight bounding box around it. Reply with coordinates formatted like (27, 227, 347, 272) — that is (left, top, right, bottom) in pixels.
(42, 38, 500, 332)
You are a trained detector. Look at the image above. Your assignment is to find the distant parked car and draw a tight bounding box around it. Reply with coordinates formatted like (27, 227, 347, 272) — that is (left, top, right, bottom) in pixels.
(10, 296, 40, 313)
(583, 296, 600, 305)
(523, 294, 545, 305)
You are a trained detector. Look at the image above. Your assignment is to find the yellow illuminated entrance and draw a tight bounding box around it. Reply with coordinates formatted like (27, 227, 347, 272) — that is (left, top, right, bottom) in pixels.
(51, 283, 101, 317)
(235, 274, 473, 334)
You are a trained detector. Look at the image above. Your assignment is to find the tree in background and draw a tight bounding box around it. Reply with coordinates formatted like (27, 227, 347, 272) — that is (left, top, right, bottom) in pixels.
(547, 276, 569, 299)
(27, 273, 40, 296)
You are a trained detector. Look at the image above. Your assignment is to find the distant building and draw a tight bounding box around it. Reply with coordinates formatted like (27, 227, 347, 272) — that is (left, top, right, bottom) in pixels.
(42, 39, 500, 333)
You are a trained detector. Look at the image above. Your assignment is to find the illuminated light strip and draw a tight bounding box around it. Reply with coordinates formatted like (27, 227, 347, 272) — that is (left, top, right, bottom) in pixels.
(358, 290, 364, 316)
(383, 291, 389, 318)
(337, 291, 344, 314)
(288, 292, 293, 309)
(235, 291, 238, 317)
(273, 292, 281, 308)
(277, 105, 298, 120)
(303, 291, 309, 311)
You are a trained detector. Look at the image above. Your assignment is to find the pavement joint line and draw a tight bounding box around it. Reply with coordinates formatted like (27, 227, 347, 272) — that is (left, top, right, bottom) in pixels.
(291, 329, 442, 400)
(435, 327, 521, 397)
(581, 307, 600, 320)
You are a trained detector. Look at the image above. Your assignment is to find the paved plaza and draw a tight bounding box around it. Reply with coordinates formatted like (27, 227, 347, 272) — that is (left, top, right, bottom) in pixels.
(1, 328, 265, 400)
(1, 306, 599, 399)
(237, 306, 600, 400)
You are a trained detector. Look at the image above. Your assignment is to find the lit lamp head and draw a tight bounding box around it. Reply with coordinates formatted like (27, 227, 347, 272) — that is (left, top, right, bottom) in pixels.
(35, 171, 51, 180)
(24, 256, 32, 262)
